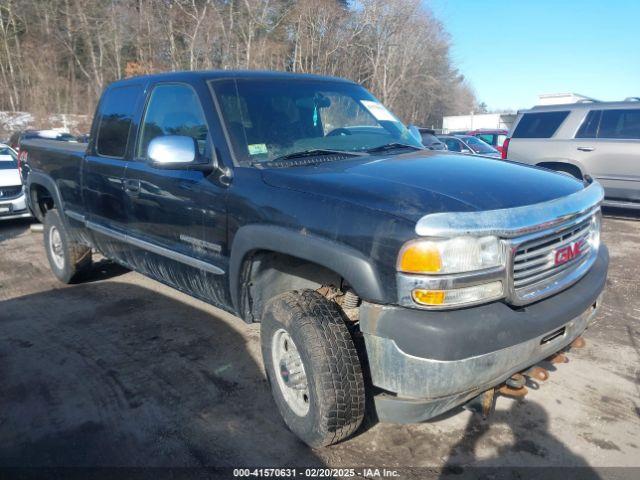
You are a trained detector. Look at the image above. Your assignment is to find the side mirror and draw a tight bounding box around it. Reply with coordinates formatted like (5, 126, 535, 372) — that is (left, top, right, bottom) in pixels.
(148, 135, 197, 167)
(461, 148, 472, 154)
(407, 125, 422, 144)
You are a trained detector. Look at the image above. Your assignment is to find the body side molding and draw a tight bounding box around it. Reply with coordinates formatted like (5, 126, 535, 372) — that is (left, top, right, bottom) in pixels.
(65, 210, 225, 276)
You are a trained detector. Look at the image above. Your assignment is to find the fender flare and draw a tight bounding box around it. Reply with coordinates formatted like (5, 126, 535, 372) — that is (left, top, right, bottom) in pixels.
(535, 159, 585, 177)
(229, 225, 386, 312)
(26, 172, 67, 221)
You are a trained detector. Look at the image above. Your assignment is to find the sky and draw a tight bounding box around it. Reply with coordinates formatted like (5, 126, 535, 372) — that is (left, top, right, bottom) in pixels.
(427, 0, 640, 111)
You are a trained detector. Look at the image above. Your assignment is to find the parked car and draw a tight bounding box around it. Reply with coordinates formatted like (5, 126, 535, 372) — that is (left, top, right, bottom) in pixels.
(418, 128, 447, 150)
(437, 134, 501, 157)
(504, 99, 640, 209)
(21, 71, 608, 447)
(0, 144, 31, 220)
(9, 129, 77, 152)
(467, 129, 509, 154)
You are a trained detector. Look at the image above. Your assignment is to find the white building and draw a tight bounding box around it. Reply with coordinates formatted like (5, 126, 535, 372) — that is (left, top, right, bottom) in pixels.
(442, 112, 516, 133)
(441, 92, 599, 133)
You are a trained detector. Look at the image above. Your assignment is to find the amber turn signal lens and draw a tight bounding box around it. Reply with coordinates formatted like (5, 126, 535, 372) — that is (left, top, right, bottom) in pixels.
(412, 289, 446, 305)
(398, 242, 442, 273)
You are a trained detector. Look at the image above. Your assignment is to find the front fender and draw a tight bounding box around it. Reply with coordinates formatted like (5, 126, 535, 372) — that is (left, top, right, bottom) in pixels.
(229, 224, 386, 312)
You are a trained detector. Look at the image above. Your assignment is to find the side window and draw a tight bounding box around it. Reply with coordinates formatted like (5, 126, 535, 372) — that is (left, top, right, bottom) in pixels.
(137, 84, 209, 158)
(512, 111, 569, 138)
(96, 85, 141, 158)
(445, 138, 462, 152)
(575, 110, 601, 138)
(477, 134, 494, 145)
(598, 109, 640, 139)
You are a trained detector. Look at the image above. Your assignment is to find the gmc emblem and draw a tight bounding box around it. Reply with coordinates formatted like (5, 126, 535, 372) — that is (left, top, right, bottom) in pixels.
(554, 239, 585, 266)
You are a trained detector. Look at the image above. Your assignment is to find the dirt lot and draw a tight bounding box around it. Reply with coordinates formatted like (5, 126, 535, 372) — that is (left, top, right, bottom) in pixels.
(0, 211, 639, 478)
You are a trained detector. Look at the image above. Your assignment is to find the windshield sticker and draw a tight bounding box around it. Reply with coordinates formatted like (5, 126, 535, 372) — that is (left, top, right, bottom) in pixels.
(361, 100, 397, 122)
(248, 143, 268, 155)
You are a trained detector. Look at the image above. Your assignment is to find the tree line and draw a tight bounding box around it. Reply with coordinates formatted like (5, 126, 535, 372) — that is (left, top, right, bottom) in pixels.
(0, 0, 476, 130)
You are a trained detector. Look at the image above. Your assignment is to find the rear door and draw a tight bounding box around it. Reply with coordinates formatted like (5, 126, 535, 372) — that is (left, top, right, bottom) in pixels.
(507, 111, 571, 164)
(82, 84, 143, 258)
(576, 108, 640, 202)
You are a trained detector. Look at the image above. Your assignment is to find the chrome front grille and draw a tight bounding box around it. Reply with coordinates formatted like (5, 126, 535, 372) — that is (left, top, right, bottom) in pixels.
(513, 216, 594, 293)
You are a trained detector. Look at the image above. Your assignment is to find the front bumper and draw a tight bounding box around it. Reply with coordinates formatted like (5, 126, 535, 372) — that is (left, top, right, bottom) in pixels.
(0, 191, 32, 220)
(361, 245, 608, 423)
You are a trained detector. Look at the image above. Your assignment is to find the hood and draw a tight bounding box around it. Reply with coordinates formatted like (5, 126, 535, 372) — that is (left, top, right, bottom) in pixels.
(261, 151, 585, 223)
(0, 168, 21, 188)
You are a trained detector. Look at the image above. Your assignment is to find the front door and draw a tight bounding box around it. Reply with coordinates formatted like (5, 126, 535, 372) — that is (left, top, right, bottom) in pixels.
(124, 82, 229, 306)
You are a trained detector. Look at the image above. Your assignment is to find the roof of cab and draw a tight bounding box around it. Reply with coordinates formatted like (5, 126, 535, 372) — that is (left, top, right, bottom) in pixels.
(107, 70, 357, 88)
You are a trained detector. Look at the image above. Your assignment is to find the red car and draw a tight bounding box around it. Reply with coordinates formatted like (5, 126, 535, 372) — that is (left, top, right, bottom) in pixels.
(466, 129, 509, 155)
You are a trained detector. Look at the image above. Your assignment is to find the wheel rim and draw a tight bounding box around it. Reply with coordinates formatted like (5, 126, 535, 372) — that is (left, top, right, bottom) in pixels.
(271, 328, 310, 417)
(49, 225, 65, 270)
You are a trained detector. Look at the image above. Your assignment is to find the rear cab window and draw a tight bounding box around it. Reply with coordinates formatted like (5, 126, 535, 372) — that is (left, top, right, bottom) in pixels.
(95, 85, 142, 158)
(512, 111, 570, 138)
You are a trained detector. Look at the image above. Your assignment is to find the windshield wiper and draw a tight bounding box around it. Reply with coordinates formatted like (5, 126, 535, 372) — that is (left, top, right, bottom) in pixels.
(365, 143, 423, 154)
(271, 149, 363, 162)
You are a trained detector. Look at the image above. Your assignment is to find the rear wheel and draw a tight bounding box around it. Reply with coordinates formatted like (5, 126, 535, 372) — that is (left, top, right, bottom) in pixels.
(44, 209, 92, 283)
(261, 290, 365, 447)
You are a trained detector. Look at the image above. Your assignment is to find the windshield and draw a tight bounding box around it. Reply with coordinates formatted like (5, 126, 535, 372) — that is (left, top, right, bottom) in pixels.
(0, 146, 17, 168)
(420, 132, 443, 146)
(211, 79, 422, 165)
(464, 136, 499, 154)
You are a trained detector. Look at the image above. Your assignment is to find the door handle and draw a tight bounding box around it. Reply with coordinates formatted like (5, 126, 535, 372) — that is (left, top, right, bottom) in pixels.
(577, 146, 595, 152)
(124, 179, 141, 195)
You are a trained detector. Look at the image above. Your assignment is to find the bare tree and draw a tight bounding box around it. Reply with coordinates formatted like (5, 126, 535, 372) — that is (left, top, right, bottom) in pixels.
(0, 0, 476, 130)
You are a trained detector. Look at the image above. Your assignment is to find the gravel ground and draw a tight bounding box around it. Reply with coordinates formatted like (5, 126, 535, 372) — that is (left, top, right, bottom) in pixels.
(0, 211, 638, 478)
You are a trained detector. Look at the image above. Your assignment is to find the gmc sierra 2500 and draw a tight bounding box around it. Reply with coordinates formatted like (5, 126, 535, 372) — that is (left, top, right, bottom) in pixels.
(20, 71, 608, 447)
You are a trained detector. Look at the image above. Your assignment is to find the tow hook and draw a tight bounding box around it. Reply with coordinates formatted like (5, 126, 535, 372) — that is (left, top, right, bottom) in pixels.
(498, 373, 529, 398)
(464, 388, 496, 418)
(547, 352, 569, 364)
(570, 336, 586, 349)
(524, 366, 549, 381)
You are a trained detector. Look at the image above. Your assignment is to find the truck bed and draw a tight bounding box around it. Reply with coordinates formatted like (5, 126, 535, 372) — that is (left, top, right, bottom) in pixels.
(21, 139, 88, 212)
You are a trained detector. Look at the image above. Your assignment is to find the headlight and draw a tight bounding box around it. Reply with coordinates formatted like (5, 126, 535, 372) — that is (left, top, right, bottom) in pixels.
(397, 236, 505, 274)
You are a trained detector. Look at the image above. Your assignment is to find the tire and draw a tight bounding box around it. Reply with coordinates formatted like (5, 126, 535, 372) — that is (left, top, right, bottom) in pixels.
(43, 209, 92, 283)
(261, 289, 365, 447)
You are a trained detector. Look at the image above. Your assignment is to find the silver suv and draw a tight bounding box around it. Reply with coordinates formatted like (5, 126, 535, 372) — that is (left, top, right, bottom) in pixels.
(505, 99, 640, 209)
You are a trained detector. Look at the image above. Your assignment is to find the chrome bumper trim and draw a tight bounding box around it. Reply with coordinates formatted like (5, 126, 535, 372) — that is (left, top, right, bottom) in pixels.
(364, 298, 600, 400)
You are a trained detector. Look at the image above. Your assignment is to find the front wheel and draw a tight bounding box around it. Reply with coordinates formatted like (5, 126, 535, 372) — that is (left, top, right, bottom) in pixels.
(43, 209, 92, 283)
(261, 290, 365, 447)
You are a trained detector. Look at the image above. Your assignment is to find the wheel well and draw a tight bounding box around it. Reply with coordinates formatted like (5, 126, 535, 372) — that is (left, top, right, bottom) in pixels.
(536, 162, 583, 179)
(239, 250, 349, 323)
(29, 183, 55, 221)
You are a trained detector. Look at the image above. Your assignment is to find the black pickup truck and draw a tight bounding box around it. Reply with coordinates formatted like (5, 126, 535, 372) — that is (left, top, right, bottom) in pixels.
(20, 71, 608, 447)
